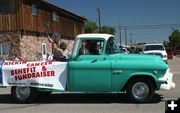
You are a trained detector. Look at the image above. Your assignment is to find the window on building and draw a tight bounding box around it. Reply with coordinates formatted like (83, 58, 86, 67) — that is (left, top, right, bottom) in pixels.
(32, 4, 38, 16)
(0, 1, 10, 13)
(0, 43, 10, 56)
(53, 11, 59, 21)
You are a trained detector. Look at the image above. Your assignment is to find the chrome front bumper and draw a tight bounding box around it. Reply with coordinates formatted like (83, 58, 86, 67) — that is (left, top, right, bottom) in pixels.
(158, 69, 175, 90)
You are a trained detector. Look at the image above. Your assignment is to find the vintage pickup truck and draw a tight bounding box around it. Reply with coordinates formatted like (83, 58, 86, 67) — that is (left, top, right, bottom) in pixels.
(0, 34, 175, 103)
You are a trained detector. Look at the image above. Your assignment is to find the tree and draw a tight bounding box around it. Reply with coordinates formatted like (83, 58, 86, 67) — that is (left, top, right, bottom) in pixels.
(84, 20, 116, 35)
(169, 29, 180, 51)
(163, 40, 169, 48)
(84, 20, 97, 33)
(100, 25, 116, 35)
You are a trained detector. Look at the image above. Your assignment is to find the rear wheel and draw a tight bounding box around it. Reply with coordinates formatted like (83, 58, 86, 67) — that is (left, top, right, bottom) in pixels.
(126, 78, 155, 102)
(11, 86, 38, 103)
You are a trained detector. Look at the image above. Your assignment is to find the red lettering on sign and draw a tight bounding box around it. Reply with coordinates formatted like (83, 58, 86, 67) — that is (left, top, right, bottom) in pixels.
(14, 71, 55, 80)
(11, 70, 14, 75)
(4, 61, 27, 66)
(51, 71, 55, 76)
(42, 66, 47, 72)
(22, 74, 27, 80)
(11, 67, 36, 77)
(26, 61, 53, 67)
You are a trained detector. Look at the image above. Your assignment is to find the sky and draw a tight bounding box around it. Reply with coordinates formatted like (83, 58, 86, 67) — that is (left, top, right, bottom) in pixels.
(47, 0, 180, 45)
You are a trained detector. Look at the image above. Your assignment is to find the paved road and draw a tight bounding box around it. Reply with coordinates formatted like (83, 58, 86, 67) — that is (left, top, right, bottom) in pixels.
(0, 57, 179, 113)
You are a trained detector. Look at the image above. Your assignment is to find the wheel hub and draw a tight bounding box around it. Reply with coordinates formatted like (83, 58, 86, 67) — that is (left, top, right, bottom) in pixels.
(132, 82, 149, 100)
(16, 86, 31, 100)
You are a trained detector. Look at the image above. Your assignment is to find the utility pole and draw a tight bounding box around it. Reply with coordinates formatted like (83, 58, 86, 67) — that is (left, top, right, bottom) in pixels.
(125, 27, 127, 46)
(130, 33, 133, 46)
(119, 22, 121, 47)
(97, 6, 101, 32)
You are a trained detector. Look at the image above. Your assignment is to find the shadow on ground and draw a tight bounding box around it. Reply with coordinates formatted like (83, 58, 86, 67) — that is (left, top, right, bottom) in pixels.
(0, 93, 163, 104)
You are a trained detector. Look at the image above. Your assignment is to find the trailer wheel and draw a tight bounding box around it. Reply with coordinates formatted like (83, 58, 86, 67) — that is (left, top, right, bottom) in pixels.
(11, 86, 38, 103)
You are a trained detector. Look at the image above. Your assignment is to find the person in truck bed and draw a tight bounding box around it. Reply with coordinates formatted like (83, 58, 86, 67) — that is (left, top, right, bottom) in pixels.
(52, 43, 64, 61)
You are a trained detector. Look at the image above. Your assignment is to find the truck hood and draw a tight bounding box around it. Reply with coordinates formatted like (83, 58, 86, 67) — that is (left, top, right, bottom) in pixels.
(120, 53, 162, 61)
(111, 53, 168, 70)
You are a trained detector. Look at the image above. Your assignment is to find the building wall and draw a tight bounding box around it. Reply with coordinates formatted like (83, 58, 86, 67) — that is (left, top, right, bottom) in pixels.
(20, 32, 52, 61)
(0, 0, 85, 37)
(0, 31, 75, 61)
(0, 31, 21, 60)
(0, 0, 23, 31)
(21, 0, 85, 36)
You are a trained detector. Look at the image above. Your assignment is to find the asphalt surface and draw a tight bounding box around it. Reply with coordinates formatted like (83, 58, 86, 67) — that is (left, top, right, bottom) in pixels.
(0, 56, 180, 113)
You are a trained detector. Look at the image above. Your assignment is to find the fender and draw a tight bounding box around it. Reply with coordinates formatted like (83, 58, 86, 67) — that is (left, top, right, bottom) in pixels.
(121, 72, 158, 91)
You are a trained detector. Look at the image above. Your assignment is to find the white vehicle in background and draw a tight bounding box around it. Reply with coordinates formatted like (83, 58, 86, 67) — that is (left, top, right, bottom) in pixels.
(142, 43, 167, 63)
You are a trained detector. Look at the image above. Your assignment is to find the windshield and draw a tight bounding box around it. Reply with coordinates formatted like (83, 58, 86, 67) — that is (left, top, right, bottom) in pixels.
(143, 45, 164, 51)
(105, 37, 122, 54)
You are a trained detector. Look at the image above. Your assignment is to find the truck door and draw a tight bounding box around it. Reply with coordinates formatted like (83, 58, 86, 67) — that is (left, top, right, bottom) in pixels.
(71, 55, 111, 92)
(68, 40, 112, 92)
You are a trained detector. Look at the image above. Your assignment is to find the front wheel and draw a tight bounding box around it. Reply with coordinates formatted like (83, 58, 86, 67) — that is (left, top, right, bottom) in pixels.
(127, 78, 155, 102)
(11, 86, 39, 103)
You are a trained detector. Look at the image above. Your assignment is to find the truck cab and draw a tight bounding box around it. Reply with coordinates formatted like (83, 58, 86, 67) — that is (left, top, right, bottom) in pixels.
(68, 34, 118, 92)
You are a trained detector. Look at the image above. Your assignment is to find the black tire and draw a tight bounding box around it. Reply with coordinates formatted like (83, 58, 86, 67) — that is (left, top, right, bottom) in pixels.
(126, 78, 155, 103)
(11, 86, 39, 103)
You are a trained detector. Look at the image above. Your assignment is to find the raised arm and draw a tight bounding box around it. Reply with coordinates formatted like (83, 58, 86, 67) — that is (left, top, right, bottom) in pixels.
(46, 32, 54, 43)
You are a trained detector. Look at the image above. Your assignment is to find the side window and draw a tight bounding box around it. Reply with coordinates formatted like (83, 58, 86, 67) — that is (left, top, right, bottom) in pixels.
(53, 11, 60, 21)
(79, 40, 104, 55)
(32, 4, 38, 16)
(105, 38, 120, 54)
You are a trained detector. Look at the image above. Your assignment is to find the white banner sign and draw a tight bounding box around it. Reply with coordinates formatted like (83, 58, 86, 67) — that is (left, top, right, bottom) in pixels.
(1, 61, 67, 90)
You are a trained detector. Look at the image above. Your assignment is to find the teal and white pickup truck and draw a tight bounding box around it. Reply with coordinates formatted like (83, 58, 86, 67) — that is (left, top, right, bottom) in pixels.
(0, 34, 175, 103)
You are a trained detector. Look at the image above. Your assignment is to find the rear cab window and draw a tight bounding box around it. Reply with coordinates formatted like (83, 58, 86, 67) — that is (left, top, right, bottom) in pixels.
(78, 39, 105, 56)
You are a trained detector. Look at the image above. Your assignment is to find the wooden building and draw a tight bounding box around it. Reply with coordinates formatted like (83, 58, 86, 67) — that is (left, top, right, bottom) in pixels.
(0, 0, 85, 60)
